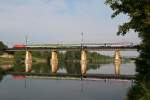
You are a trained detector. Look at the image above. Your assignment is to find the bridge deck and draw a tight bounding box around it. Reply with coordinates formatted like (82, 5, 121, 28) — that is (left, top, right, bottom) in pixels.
(6, 72, 136, 80)
(5, 46, 137, 51)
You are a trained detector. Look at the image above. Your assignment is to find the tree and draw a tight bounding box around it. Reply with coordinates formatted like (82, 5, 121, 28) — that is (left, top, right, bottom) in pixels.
(0, 41, 7, 55)
(0, 41, 7, 50)
(105, 0, 150, 99)
(64, 51, 81, 61)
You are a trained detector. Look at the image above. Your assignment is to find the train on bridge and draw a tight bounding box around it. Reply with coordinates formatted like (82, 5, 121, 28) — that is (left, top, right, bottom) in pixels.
(13, 42, 136, 48)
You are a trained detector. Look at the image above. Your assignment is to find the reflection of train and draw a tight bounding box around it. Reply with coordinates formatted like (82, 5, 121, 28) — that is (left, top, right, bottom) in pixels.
(12, 75, 26, 80)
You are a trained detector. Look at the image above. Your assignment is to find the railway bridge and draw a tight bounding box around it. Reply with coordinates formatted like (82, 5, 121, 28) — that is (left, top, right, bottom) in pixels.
(4, 43, 138, 76)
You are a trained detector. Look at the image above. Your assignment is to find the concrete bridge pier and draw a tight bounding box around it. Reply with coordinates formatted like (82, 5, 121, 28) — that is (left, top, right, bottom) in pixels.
(114, 49, 121, 75)
(51, 50, 58, 73)
(25, 51, 32, 64)
(80, 49, 88, 76)
(25, 61, 32, 72)
(25, 51, 32, 72)
(114, 61, 121, 75)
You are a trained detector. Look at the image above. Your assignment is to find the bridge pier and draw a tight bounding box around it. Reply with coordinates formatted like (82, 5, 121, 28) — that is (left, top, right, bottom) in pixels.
(25, 51, 32, 64)
(25, 61, 32, 72)
(80, 49, 87, 76)
(51, 50, 58, 73)
(114, 49, 121, 75)
(114, 61, 121, 75)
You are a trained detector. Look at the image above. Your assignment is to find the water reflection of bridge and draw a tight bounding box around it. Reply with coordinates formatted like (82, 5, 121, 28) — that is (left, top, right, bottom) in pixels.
(1, 60, 135, 80)
(6, 72, 135, 80)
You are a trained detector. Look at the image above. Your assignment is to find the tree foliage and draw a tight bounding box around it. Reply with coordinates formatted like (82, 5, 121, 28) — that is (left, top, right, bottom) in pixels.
(106, 0, 150, 36)
(0, 41, 7, 50)
(0, 41, 7, 55)
(105, 0, 150, 99)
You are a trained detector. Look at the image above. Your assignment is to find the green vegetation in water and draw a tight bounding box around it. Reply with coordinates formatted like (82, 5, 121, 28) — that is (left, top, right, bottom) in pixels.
(106, 0, 150, 99)
(12, 63, 26, 72)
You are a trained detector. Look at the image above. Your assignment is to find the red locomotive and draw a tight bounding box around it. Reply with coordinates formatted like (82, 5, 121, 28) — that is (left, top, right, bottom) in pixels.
(13, 44, 26, 48)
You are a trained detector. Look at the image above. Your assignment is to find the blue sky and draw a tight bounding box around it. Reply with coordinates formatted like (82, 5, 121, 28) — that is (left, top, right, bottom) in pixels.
(0, 0, 140, 46)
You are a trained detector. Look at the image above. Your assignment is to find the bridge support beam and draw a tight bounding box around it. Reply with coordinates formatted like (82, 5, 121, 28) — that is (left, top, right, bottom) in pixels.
(51, 50, 58, 73)
(114, 49, 121, 75)
(25, 51, 32, 64)
(25, 51, 32, 72)
(80, 49, 87, 76)
(114, 60, 121, 75)
(25, 61, 32, 72)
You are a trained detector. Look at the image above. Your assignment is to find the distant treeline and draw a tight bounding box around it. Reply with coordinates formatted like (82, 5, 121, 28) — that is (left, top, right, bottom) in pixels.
(14, 50, 113, 64)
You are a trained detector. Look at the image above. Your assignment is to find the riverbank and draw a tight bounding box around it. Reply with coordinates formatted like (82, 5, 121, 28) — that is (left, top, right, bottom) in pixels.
(0, 57, 47, 64)
(0, 57, 14, 64)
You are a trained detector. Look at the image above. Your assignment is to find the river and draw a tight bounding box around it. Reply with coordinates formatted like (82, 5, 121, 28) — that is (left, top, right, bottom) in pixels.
(0, 62, 136, 100)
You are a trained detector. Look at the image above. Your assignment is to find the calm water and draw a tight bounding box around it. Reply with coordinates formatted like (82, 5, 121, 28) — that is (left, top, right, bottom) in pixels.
(0, 62, 136, 100)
